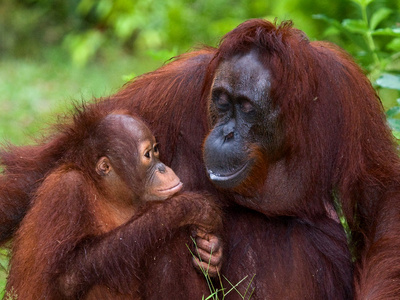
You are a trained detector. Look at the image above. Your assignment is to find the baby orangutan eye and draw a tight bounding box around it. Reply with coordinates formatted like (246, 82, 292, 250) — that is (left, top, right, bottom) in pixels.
(154, 144, 159, 154)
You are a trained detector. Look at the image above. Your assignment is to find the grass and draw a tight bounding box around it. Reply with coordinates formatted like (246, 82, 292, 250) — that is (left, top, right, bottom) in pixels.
(189, 237, 255, 300)
(0, 249, 8, 297)
(0, 48, 161, 145)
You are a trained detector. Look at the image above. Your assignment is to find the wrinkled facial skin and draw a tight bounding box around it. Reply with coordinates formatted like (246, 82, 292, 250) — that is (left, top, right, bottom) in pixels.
(203, 51, 280, 192)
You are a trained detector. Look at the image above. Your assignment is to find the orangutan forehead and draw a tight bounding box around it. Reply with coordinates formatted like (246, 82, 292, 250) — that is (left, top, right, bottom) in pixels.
(102, 114, 154, 141)
(213, 52, 271, 102)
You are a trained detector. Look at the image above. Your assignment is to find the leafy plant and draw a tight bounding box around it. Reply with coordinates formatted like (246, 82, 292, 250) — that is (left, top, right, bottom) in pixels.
(314, 0, 400, 137)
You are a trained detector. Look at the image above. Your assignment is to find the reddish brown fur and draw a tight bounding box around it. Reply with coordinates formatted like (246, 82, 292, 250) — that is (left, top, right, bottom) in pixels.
(203, 19, 400, 299)
(1, 19, 399, 299)
(0, 48, 217, 245)
(5, 104, 222, 299)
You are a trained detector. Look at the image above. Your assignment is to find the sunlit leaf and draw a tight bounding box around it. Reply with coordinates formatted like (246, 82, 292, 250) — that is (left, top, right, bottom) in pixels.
(146, 48, 178, 62)
(114, 15, 139, 40)
(387, 118, 400, 132)
(65, 30, 104, 67)
(372, 28, 400, 36)
(350, 0, 374, 8)
(370, 8, 392, 30)
(342, 19, 368, 34)
(392, 129, 400, 141)
(313, 14, 343, 29)
(77, 0, 96, 15)
(386, 106, 400, 118)
(376, 74, 400, 90)
(387, 38, 400, 51)
(122, 73, 136, 82)
(96, 0, 113, 19)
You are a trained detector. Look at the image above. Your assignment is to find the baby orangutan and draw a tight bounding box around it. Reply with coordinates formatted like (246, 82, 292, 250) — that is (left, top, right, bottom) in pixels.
(5, 105, 222, 300)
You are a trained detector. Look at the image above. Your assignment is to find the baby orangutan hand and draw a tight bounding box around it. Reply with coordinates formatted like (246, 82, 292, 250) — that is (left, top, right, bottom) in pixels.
(192, 228, 223, 277)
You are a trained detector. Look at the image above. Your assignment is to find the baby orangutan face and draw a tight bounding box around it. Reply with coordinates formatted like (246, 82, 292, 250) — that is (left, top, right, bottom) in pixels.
(95, 114, 183, 205)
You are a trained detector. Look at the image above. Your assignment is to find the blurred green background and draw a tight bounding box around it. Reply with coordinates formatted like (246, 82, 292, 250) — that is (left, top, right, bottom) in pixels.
(1, 0, 399, 145)
(0, 0, 399, 295)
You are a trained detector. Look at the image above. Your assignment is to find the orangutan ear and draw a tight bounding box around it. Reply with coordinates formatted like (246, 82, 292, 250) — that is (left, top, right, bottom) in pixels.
(96, 156, 112, 176)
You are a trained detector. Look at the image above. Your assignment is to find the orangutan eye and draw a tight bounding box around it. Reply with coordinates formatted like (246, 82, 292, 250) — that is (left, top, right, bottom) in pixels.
(240, 100, 255, 114)
(144, 150, 151, 159)
(213, 90, 231, 113)
(153, 144, 159, 154)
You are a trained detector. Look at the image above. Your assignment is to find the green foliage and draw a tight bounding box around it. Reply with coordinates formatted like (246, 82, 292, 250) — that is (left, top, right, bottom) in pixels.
(0, 0, 79, 58)
(0, 249, 8, 299)
(314, 0, 399, 77)
(314, 0, 400, 137)
(64, 0, 370, 66)
(63, 0, 271, 65)
(5, 0, 398, 69)
(0, 49, 160, 145)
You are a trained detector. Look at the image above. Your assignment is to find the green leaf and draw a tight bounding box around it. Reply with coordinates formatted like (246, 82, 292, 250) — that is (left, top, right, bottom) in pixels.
(370, 8, 392, 30)
(387, 118, 400, 132)
(376, 74, 400, 90)
(77, 0, 96, 15)
(350, 0, 374, 8)
(313, 14, 343, 28)
(65, 30, 104, 66)
(372, 28, 400, 37)
(95, 0, 113, 19)
(313, 14, 346, 36)
(392, 130, 400, 141)
(387, 38, 400, 51)
(146, 48, 178, 62)
(342, 19, 368, 34)
(114, 16, 139, 40)
(122, 73, 136, 82)
(386, 106, 400, 118)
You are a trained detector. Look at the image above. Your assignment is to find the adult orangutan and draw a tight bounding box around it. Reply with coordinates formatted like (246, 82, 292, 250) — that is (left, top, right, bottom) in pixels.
(1, 19, 399, 299)
(5, 105, 222, 299)
(202, 19, 400, 299)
